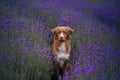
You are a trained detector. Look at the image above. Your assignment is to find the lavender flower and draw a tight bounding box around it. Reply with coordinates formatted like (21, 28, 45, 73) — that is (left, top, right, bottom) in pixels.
(73, 66, 82, 77)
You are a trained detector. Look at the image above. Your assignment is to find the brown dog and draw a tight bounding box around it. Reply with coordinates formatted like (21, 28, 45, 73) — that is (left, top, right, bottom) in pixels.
(51, 26, 74, 80)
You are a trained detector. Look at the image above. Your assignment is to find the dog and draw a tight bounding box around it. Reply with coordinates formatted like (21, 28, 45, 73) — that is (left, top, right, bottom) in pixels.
(51, 26, 74, 80)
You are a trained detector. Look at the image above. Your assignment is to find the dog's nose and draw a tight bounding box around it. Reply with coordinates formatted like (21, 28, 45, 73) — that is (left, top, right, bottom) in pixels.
(60, 37, 63, 39)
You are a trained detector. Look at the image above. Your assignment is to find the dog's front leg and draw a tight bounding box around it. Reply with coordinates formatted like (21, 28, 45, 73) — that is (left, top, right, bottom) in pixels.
(63, 60, 71, 77)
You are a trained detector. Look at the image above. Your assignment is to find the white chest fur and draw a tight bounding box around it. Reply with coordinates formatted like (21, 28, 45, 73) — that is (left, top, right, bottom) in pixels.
(56, 42, 70, 67)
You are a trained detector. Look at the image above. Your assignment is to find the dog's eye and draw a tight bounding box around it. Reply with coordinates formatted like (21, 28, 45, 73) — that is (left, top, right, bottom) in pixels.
(63, 31, 66, 34)
(58, 31, 61, 33)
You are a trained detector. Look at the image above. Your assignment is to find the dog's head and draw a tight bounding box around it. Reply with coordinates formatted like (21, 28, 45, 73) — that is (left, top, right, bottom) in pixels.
(51, 26, 74, 42)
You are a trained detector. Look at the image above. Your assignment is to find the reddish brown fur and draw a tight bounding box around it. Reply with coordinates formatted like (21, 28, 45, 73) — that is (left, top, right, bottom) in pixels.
(51, 26, 74, 80)
(51, 26, 74, 55)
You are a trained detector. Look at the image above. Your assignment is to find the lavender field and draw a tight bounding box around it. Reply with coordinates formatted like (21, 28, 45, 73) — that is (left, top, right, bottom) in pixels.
(0, 0, 120, 80)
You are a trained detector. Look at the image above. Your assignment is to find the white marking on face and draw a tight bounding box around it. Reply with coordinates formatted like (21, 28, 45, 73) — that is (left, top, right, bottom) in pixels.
(59, 32, 64, 38)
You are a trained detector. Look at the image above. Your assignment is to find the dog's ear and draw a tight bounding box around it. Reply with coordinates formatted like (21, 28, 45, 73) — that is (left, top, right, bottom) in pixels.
(51, 28, 56, 35)
(66, 27, 74, 40)
(66, 27, 74, 35)
(51, 27, 60, 34)
(51, 27, 59, 40)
